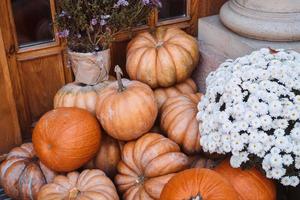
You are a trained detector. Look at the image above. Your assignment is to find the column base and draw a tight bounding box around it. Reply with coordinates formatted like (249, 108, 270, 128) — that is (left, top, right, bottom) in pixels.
(220, 1, 300, 42)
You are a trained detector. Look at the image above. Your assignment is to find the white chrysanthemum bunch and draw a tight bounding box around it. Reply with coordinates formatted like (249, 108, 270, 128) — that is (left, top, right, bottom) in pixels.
(197, 48, 300, 186)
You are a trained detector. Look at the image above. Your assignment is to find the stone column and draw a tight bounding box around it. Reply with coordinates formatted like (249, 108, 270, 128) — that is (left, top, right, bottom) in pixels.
(220, 0, 300, 41)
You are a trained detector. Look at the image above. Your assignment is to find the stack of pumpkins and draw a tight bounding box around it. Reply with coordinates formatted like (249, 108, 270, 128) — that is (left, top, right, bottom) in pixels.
(0, 28, 276, 200)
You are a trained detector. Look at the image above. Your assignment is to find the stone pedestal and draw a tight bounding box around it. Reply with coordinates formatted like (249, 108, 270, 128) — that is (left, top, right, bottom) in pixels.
(220, 0, 300, 41)
(193, 15, 300, 93)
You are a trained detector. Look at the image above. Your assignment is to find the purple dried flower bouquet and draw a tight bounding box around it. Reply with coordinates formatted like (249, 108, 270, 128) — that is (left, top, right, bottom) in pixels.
(55, 0, 161, 53)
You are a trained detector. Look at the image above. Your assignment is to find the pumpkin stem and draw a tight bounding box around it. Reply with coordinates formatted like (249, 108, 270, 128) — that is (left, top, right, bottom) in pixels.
(155, 41, 164, 48)
(135, 175, 145, 185)
(114, 65, 125, 92)
(190, 194, 203, 200)
(68, 188, 80, 200)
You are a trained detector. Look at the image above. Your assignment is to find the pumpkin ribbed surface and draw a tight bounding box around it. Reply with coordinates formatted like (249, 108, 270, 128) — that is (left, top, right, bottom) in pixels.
(85, 133, 123, 179)
(38, 169, 119, 200)
(126, 27, 199, 88)
(54, 79, 114, 115)
(115, 133, 189, 200)
(154, 78, 197, 110)
(215, 160, 276, 200)
(160, 93, 203, 154)
(160, 168, 239, 200)
(0, 143, 56, 200)
(33, 107, 101, 172)
(96, 79, 158, 141)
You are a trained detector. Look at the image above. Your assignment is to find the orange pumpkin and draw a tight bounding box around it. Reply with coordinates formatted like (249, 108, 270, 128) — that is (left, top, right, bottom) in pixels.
(160, 168, 239, 200)
(32, 107, 101, 172)
(215, 160, 276, 200)
(126, 27, 199, 88)
(115, 133, 189, 200)
(96, 66, 158, 141)
(160, 93, 203, 154)
(54, 77, 115, 115)
(154, 78, 197, 110)
(85, 133, 123, 179)
(0, 143, 57, 200)
(38, 169, 119, 200)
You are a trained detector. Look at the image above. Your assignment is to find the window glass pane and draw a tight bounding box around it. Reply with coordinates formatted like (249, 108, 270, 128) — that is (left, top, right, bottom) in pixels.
(159, 0, 187, 21)
(11, 0, 54, 47)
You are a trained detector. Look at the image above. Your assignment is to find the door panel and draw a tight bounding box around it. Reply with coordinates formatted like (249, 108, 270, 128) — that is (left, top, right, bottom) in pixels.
(18, 53, 66, 125)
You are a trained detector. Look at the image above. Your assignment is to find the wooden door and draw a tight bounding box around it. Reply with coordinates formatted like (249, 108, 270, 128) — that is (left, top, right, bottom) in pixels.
(0, 27, 22, 154)
(0, 0, 72, 140)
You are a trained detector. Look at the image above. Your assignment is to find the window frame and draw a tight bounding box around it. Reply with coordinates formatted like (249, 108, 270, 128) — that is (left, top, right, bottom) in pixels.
(115, 0, 194, 41)
(7, 0, 60, 54)
(156, 0, 191, 26)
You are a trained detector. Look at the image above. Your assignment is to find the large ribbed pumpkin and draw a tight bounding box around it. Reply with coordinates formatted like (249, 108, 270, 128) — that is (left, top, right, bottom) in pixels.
(160, 93, 203, 154)
(96, 66, 158, 141)
(115, 133, 189, 200)
(38, 169, 119, 200)
(85, 133, 123, 179)
(160, 168, 239, 200)
(154, 78, 197, 110)
(32, 107, 101, 172)
(215, 160, 276, 200)
(0, 143, 57, 200)
(126, 27, 199, 88)
(54, 77, 114, 115)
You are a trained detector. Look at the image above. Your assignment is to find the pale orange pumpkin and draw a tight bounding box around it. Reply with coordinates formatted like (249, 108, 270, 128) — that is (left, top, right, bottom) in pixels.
(0, 143, 57, 200)
(32, 107, 101, 172)
(96, 66, 158, 141)
(115, 133, 189, 200)
(215, 159, 276, 200)
(160, 93, 203, 154)
(54, 77, 115, 115)
(160, 168, 239, 200)
(38, 169, 119, 200)
(85, 133, 124, 179)
(154, 78, 197, 110)
(126, 27, 199, 88)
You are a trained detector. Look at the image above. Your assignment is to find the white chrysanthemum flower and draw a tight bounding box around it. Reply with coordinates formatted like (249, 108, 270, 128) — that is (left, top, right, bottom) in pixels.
(275, 136, 289, 149)
(270, 147, 281, 155)
(270, 154, 283, 167)
(282, 155, 293, 166)
(295, 157, 300, 169)
(274, 129, 285, 138)
(275, 119, 289, 130)
(222, 142, 232, 153)
(293, 145, 300, 156)
(231, 138, 244, 151)
(230, 155, 242, 168)
(291, 128, 300, 141)
(290, 176, 300, 187)
(271, 168, 286, 179)
(248, 142, 263, 155)
(197, 48, 300, 186)
(281, 176, 292, 186)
